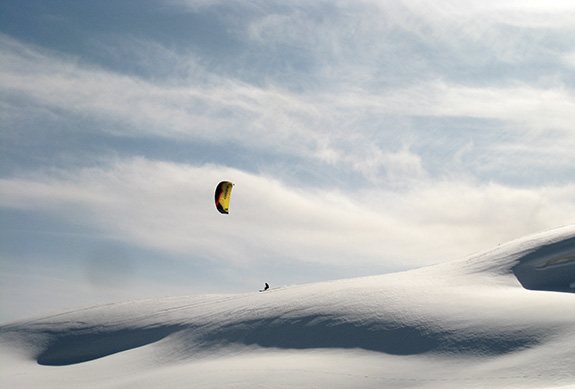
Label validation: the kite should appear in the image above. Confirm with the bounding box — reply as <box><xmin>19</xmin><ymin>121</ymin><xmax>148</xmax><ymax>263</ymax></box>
<box><xmin>215</xmin><ymin>181</ymin><xmax>234</xmax><ymax>214</ymax></box>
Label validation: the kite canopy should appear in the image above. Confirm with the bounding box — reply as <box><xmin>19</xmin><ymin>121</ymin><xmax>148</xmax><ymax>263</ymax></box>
<box><xmin>215</xmin><ymin>181</ymin><xmax>234</xmax><ymax>214</ymax></box>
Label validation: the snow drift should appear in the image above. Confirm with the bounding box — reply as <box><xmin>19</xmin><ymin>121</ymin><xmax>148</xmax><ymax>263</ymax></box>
<box><xmin>1</xmin><ymin>225</ymin><xmax>575</xmax><ymax>388</ymax></box>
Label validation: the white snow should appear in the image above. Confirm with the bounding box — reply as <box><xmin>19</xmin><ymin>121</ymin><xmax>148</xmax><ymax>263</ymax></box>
<box><xmin>2</xmin><ymin>225</ymin><xmax>575</xmax><ymax>388</ymax></box>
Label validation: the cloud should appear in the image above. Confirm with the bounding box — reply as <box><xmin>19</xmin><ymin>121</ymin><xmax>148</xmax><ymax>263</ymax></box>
<box><xmin>3</xmin><ymin>32</ymin><xmax>575</xmax><ymax>190</ymax></box>
<box><xmin>2</xmin><ymin>158</ymin><xmax>574</xmax><ymax>272</ymax></box>
<box><xmin>2</xmin><ymin>1</ymin><xmax>575</xmax><ymax>261</ymax></box>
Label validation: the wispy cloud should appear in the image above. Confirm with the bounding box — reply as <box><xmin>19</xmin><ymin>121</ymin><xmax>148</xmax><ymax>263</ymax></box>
<box><xmin>3</xmin><ymin>33</ymin><xmax>574</xmax><ymax>187</ymax></box>
<box><xmin>2</xmin><ymin>158</ymin><xmax>574</xmax><ymax>271</ymax></box>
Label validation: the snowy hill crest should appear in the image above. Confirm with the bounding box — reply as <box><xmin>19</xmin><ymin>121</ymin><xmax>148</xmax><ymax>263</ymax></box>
<box><xmin>2</xmin><ymin>225</ymin><xmax>575</xmax><ymax>388</ymax></box>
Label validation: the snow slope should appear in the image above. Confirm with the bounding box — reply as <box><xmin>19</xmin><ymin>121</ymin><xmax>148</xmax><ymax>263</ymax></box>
<box><xmin>1</xmin><ymin>225</ymin><xmax>575</xmax><ymax>388</ymax></box>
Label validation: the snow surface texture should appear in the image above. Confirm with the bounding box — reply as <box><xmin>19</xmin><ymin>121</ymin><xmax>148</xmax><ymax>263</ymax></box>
<box><xmin>2</xmin><ymin>225</ymin><xmax>575</xmax><ymax>388</ymax></box>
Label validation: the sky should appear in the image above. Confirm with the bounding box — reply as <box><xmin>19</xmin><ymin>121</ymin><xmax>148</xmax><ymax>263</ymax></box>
<box><xmin>1</xmin><ymin>0</ymin><xmax>575</xmax><ymax>323</ymax></box>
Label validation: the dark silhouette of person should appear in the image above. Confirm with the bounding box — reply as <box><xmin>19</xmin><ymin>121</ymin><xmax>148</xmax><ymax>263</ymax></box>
<box><xmin>264</xmin><ymin>282</ymin><xmax>269</xmax><ymax>291</ymax></box>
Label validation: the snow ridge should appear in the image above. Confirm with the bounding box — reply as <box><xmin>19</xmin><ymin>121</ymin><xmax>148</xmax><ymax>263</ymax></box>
<box><xmin>1</xmin><ymin>225</ymin><xmax>575</xmax><ymax>388</ymax></box>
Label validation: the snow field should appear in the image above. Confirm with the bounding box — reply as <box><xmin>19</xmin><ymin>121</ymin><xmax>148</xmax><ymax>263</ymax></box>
<box><xmin>1</xmin><ymin>224</ymin><xmax>575</xmax><ymax>388</ymax></box>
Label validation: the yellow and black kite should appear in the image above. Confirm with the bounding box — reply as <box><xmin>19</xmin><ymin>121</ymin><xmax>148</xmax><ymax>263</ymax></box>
<box><xmin>215</xmin><ymin>181</ymin><xmax>234</xmax><ymax>214</ymax></box>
